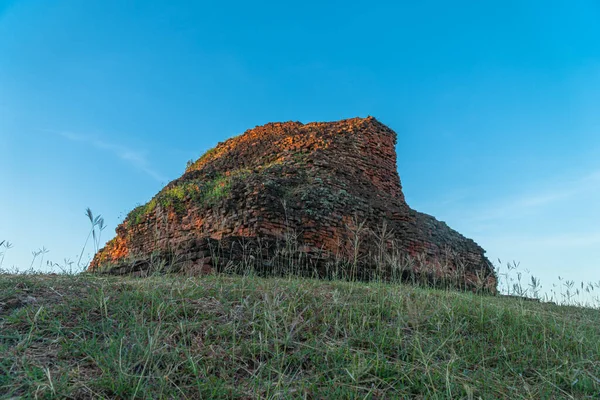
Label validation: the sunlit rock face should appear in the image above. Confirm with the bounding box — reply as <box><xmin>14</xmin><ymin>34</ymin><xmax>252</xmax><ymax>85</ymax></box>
<box><xmin>90</xmin><ymin>117</ymin><xmax>497</xmax><ymax>292</ymax></box>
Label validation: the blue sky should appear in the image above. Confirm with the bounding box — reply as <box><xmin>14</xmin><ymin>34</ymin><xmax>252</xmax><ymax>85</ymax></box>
<box><xmin>1</xmin><ymin>1</ymin><xmax>599</xmax><ymax>296</ymax></box>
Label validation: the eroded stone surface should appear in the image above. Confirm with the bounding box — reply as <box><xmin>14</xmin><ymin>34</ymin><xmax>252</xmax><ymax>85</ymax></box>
<box><xmin>90</xmin><ymin>117</ymin><xmax>497</xmax><ymax>292</ymax></box>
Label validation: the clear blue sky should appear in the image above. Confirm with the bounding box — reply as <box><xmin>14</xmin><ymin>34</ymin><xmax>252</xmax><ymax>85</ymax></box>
<box><xmin>1</xmin><ymin>1</ymin><xmax>599</xmax><ymax>296</ymax></box>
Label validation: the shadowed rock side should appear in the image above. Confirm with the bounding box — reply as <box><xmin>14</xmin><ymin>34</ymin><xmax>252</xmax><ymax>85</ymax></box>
<box><xmin>90</xmin><ymin>117</ymin><xmax>497</xmax><ymax>292</ymax></box>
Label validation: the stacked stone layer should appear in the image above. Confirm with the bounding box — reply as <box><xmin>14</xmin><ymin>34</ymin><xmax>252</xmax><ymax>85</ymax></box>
<box><xmin>90</xmin><ymin>117</ymin><xmax>497</xmax><ymax>292</ymax></box>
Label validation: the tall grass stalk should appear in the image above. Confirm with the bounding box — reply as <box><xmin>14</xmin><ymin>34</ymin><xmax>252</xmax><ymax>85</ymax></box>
<box><xmin>0</xmin><ymin>240</ymin><xmax>12</xmax><ymax>269</ymax></box>
<box><xmin>77</xmin><ymin>207</ymin><xmax>106</xmax><ymax>268</ymax></box>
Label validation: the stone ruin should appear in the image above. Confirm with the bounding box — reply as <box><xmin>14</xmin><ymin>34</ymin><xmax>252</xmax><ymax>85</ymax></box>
<box><xmin>90</xmin><ymin>117</ymin><xmax>497</xmax><ymax>293</ymax></box>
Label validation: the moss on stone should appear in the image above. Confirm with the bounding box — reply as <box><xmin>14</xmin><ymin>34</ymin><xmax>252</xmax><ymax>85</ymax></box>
<box><xmin>127</xmin><ymin>200</ymin><xmax>156</xmax><ymax>226</ymax></box>
<box><xmin>185</xmin><ymin>147</ymin><xmax>224</xmax><ymax>172</ymax></box>
<box><xmin>125</xmin><ymin>170</ymin><xmax>251</xmax><ymax>226</ymax></box>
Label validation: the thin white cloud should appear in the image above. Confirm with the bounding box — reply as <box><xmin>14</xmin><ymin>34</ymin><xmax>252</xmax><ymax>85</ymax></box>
<box><xmin>52</xmin><ymin>130</ymin><xmax>166</xmax><ymax>182</ymax></box>
<box><xmin>467</xmin><ymin>168</ymin><xmax>600</xmax><ymax>223</ymax></box>
<box><xmin>483</xmin><ymin>232</ymin><xmax>600</xmax><ymax>250</ymax></box>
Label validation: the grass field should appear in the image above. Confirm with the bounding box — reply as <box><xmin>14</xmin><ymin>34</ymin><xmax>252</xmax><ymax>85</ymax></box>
<box><xmin>1</xmin><ymin>271</ymin><xmax>599</xmax><ymax>399</ymax></box>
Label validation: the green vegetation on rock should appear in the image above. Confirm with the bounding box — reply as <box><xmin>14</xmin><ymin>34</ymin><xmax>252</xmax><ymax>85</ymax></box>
<box><xmin>126</xmin><ymin>199</ymin><xmax>157</xmax><ymax>226</ymax></box>
<box><xmin>186</xmin><ymin>147</ymin><xmax>222</xmax><ymax>172</ymax></box>
<box><xmin>125</xmin><ymin>171</ymin><xmax>249</xmax><ymax>226</ymax></box>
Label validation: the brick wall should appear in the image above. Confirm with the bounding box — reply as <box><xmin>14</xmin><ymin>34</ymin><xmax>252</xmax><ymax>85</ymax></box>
<box><xmin>90</xmin><ymin>117</ymin><xmax>497</xmax><ymax>292</ymax></box>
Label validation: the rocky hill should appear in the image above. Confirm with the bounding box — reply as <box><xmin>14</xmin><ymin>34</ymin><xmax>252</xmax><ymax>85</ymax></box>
<box><xmin>90</xmin><ymin>117</ymin><xmax>497</xmax><ymax>292</ymax></box>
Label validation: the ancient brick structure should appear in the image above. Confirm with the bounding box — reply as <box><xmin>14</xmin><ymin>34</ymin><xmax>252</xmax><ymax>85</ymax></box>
<box><xmin>90</xmin><ymin>117</ymin><xmax>497</xmax><ymax>292</ymax></box>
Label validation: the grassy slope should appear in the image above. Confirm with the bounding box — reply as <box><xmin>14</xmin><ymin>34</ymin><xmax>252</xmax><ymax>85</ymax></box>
<box><xmin>1</xmin><ymin>273</ymin><xmax>599</xmax><ymax>399</ymax></box>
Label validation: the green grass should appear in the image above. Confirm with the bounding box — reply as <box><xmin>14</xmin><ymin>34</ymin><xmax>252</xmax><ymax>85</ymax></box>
<box><xmin>1</xmin><ymin>272</ymin><xmax>599</xmax><ymax>399</ymax></box>
<box><xmin>185</xmin><ymin>147</ymin><xmax>224</xmax><ymax>172</ymax></box>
